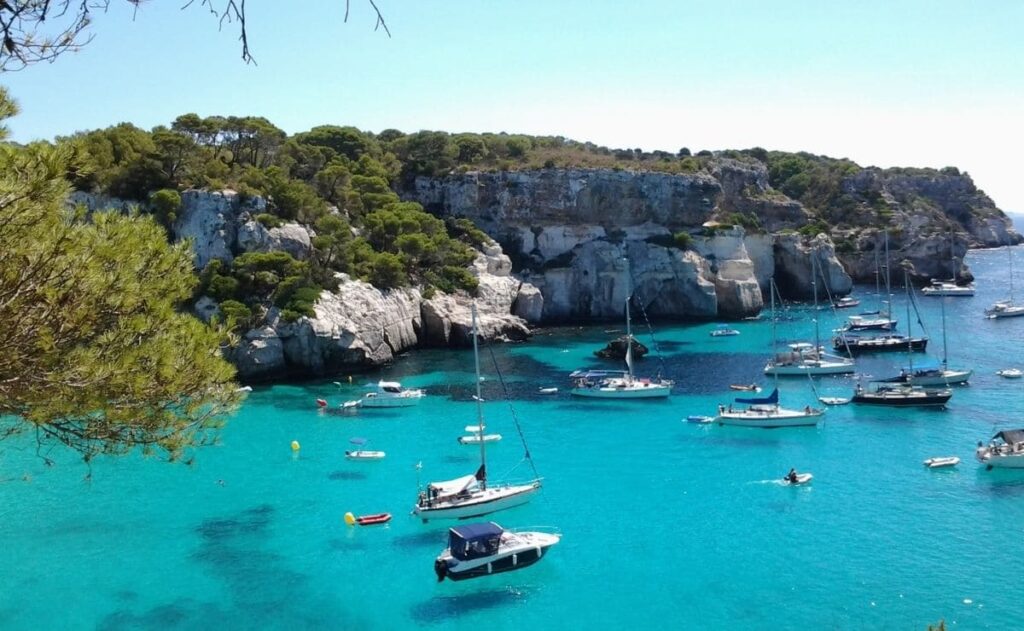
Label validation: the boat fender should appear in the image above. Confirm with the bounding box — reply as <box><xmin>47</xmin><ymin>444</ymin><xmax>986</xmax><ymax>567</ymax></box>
<box><xmin>512</xmin><ymin>554</ymin><xmax>518</xmax><ymax>567</ymax></box>
<box><xmin>434</xmin><ymin>559</ymin><xmax>447</xmax><ymax>582</ymax></box>
<box><xmin>487</xmin><ymin>562</ymin><xmax>493</xmax><ymax>574</ymax></box>
<box><xmin>291</xmin><ymin>440</ymin><xmax>301</xmax><ymax>451</ymax></box>
<box><xmin>536</xmin><ymin>546</ymin><xmax>542</xmax><ymax>558</ymax></box>
<box><xmin>344</xmin><ymin>512</ymin><xmax>356</xmax><ymax>526</ymax></box>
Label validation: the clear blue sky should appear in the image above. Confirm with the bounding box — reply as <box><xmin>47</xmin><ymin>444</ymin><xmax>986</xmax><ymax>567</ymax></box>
<box><xmin>4</xmin><ymin>0</ymin><xmax>1023</xmax><ymax>211</ymax></box>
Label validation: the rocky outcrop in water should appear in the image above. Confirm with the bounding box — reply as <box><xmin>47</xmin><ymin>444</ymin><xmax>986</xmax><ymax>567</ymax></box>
<box><xmin>595</xmin><ymin>336</ymin><xmax>648</xmax><ymax>360</ymax></box>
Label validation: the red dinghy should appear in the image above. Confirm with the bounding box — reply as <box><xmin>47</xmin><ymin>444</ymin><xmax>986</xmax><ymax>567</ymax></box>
<box><xmin>316</xmin><ymin>398</ymin><xmax>328</xmax><ymax>408</ymax></box>
<box><xmin>356</xmin><ymin>513</ymin><xmax>392</xmax><ymax>526</ymax></box>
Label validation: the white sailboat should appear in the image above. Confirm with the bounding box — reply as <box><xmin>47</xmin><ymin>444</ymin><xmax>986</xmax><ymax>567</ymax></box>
<box><xmin>922</xmin><ymin>232</ymin><xmax>975</xmax><ymax>297</ymax></box>
<box><xmin>986</xmin><ymin>245</ymin><xmax>1024</xmax><ymax>318</ymax></box>
<box><xmin>765</xmin><ymin>253</ymin><xmax>854</xmax><ymax>376</ymax></box>
<box><xmin>413</xmin><ymin>304</ymin><xmax>541</xmax><ymax>522</ymax></box>
<box><xmin>886</xmin><ymin>286</ymin><xmax>971</xmax><ymax>386</ymax></box>
<box><xmin>571</xmin><ymin>257</ymin><xmax>672</xmax><ymax>399</ymax></box>
<box><xmin>717</xmin><ymin>279</ymin><xmax>824</xmax><ymax>428</ymax></box>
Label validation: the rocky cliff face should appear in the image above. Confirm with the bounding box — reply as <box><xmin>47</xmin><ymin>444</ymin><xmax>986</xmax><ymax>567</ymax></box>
<box><xmin>408</xmin><ymin>169</ymin><xmax>851</xmax><ymax>316</ymax></box>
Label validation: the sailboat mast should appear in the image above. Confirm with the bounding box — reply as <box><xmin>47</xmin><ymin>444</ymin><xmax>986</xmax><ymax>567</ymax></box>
<box><xmin>771</xmin><ymin>278</ymin><xmax>780</xmax><ymax>396</ymax></box>
<box><xmin>624</xmin><ymin>257</ymin><xmax>634</xmax><ymax>380</ymax></box>
<box><xmin>1010</xmin><ymin>246</ymin><xmax>1016</xmax><ymax>304</ymax></box>
<box><xmin>905</xmin><ymin>268</ymin><xmax>913</xmax><ymax>375</ymax></box>
<box><xmin>940</xmin><ymin>294</ymin><xmax>948</xmax><ymax>370</ymax></box>
<box><xmin>884</xmin><ymin>231</ymin><xmax>892</xmax><ymax>321</ymax></box>
<box><xmin>471</xmin><ymin>303</ymin><xmax>487</xmax><ymax>487</ymax></box>
<box><xmin>811</xmin><ymin>251</ymin><xmax>821</xmax><ymax>351</ymax></box>
<box><xmin>874</xmin><ymin>249</ymin><xmax>882</xmax><ymax>313</ymax></box>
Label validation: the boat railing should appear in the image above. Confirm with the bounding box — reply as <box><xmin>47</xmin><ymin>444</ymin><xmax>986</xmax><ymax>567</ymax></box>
<box><xmin>506</xmin><ymin>525</ymin><xmax>562</xmax><ymax>536</ymax></box>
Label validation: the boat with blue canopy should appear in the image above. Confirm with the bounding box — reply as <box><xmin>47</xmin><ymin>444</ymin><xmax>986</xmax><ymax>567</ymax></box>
<box><xmin>433</xmin><ymin>522</ymin><xmax>560</xmax><ymax>582</ymax></box>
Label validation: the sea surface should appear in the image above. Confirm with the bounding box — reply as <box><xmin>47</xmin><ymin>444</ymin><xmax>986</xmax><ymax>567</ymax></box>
<box><xmin>3</xmin><ymin>247</ymin><xmax>1024</xmax><ymax>630</ymax></box>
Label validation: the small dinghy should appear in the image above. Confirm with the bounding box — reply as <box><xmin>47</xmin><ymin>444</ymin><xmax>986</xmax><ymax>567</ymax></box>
<box><xmin>538</xmin><ymin>387</ymin><xmax>559</xmax><ymax>395</ymax></box>
<box><xmin>345</xmin><ymin>511</ymin><xmax>392</xmax><ymax>526</ymax></box>
<box><xmin>729</xmin><ymin>384</ymin><xmax>761</xmax><ymax>392</ymax></box>
<box><xmin>340</xmin><ymin>399</ymin><xmax>361</xmax><ymax>410</ymax></box>
<box><xmin>345</xmin><ymin>438</ymin><xmax>385</xmax><ymax>460</ymax></box>
<box><xmin>316</xmin><ymin>398</ymin><xmax>328</xmax><ymax>408</ymax></box>
<box><xmin>783</xmin><ymin>472</ymin><xmax>813</xmax><ymax>486</ymax></box>
<box><xmin>710</xmin><ymin>324</ymin><xmax>741</xmax><ymax>337</ymax></box>
<box><xmin>458</xmin><ymin>425</ymin><xmax>502</xmax><ymax>444</ymax></box>
<box><xmin>923</xmin><ymin>456</ymin><xmax>960</xmax><ymax>468</ymax></box>
<box><xmin>819</xmin><ymin>396</ymin><xmax>851</xmax><ymax>406</ymax></box>
<box><xmin>997</xmin><ymin>368</ymin><xmax>1023</xmax><ymax>379</ymax></box>
<box><xmin>686</xmin><ymin>415</ymin><xmax>715</xmax><ymax>424</ymax></box>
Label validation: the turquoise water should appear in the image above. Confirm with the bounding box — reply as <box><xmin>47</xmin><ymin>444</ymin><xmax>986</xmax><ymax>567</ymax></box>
<box><xmin>3</xmin><ymin>247</ymin><xmax>1024</xmax><ymax>630</ymax></box>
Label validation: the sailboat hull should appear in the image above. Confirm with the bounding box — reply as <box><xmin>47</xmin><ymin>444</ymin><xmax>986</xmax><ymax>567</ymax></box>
<box><xmin>764</xmin><ymin>361</ymin><xmax>855</xmax><ymax>376</ymax></box>
<box><xmin>570</xmin><ymin>384</ymin><xmax>671</xmax><ymax>398</ymax></box>
<box><xmin>716</xmin><ymin>407</ymin><xmax>823</xmax><ymax>428</ymax></box>
<box><xmin>905</xmin><ymin>370</ymin><xmax>972</xmax><ymax>386</ymax></box>
<box><xmin>413</xmin><ymin>483</ymin><xmax>540</xmax><ymax>521</ymax></box>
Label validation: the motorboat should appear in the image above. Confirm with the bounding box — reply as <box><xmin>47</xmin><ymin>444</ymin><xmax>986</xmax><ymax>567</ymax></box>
<box><xmin>729</xmin><ymin>384</ymin><xmax>761</xmax><ymax>392</ymax></box>
<box><xmin>434</xmin><ymin>522</ymin><xmax>560</xmax><ymax>582</ymax></box>
<box><xmin>833</xmin><ymin>296</ymin><xmax>860</xmax><ymax>309</ymax></box>
<box><xmin>716</xmin><ymin>389</ymin><xmax>823</xmax><ymax>428</ymax></box>
<box><xmin>833</xmin><ymin>332</ymin><xmax>927</xmax><ymax>355</ymax></box>
<box><xmin>997</xmin><ymin>368</ymin><xmax>1023</xmax><ymax>379</ymax></box>
<box><xmin>851</xmin><ymin>383</ymin><xmax>952</xmax><ymax>407</ymax></box>
<box><xmin>922</xmin><ymin>281</ymin><xmax>974</xmax><ymax>297</ymax></box>
<box><xmin>413</xmin><ymin>304</ymin><xmax>541</xmax><ymax>522</ymax></box>
<box><xmin>345</xmin><ymin>437</ymin><xmax>385</xmax><ymax>460</ymax></box>
<box><xmin>986</xmin><ymin>301</ymin><xmax>1024</xmax><ymax>319</ymax></box>
<box><xmin>685</xmin><ymin>415</ymin><xmax>715</xmax><ymax>424</ymax></box>
<box><xmin>976</xmin><ymin>430</ymin><xmax>1024</xmax><ymax>469</ymax></box>
<box><xmin>783</xmin><ymin>472</ymin><xmax>813</xmax><ymax>485</ymax></box>
<box><xmin>923</xmin><ymin>456</ymin><xmax>960</xmax><ymax>468</ymax></box>
<box><xmin>458</xmin><ymin>425</ymin><xmax>502</xmax><ymax>445</ymax></box>
<box><xmin>340</xmin><ymin>399</ymin><xmax>361</xmax><ymax>411</ymax></box>
<box><xmin>571</xmin><ymin>257</ymin><xmax>672</xmax><ymax>399</ymax></box>
<box><xmin>360</xmin><ymin>381</ymin><xmax>425</xmax><ymax>408</ymax></box>
<box><xmin>765</xmin><ymin>342</ymin><xmax>855</xmax><ymax>376</ymax></box>
<box><xmin>344</xmin><ymin>512</ymin><xmax>392</xmax><ymax>526</ymax></box>
<box><xmin>710</xmin><ymin>324</ymin><xmax>740</xmax><ymax>337</ymax></box>
<box><xmin>819</xmin><ymin>396</ymin><xmax>851</xmax><ymax>405</ymax></box>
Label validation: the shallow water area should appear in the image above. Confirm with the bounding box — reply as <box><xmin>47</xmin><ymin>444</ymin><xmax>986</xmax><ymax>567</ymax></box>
<box><xmin>3</xmin><ymin>248</ymin><xmax>1024</xmax><ymax>629</ymax></box>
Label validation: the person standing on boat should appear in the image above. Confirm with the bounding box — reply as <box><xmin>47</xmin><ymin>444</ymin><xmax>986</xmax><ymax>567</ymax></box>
<box><xmin>786</xmin><ymin>468</ymin><xmax>798</xmax><ymax>483</ymax></box>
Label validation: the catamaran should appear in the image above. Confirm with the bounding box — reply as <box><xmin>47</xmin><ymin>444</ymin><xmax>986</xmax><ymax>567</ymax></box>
<box><xmin>717</xmin><ymin>279</ymin><xmax>824</xmax><ymax>428</ymax></box>
<box><xmin>413</xmin><ymin>304</ymin><xmax>541</xmax><ymax>522</ymax></box>
<box><xmin>571</xmin><ymin>257</ymin><xmax>672</xmax><ymax>398</ymax></box>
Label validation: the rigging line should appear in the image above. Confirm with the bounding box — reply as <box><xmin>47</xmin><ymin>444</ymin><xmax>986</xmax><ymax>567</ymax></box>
<box><xmin>634</xmin><ymin>293</ymin><xmax>668</xmax><ymax>379</ymax></box>
<box><xmin>484</xmin><ymin>341</ymin><xmax>540</xmax><ymax>481</ymax></box>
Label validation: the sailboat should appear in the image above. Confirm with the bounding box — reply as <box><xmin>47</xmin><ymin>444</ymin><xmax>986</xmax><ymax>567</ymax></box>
<box><xmin>570</xmin><ymin>257</ymin><xmax>672</xmax><ymax>398</ymax></box>
<box><xmin>883</xmin><ymin>283</ymin><xmax>972</xmax><ymax>386</ymax></box>
<box><xmin>413</xmin><ymin>305</ymin><xmax>541</xmax><ymax>522</ymax></box>
<box><xmin>840</xmin><ymin>233</ymin><xmax>898</xmax><ymax>331</ymax></box>
<box><xmin>716</xmin><ymin>278</ymin><xmax>824</xmax><ymax>428</ymax></box>
<box><xmin>922</xmin><ymin>231</ymin><xmax>975</xmax><ymax>297</ymax></box>
<box><xmin>986</xmin><ymin>245</ymin><xmax>1024</xmax><ymax>318</ymax></box>
<box><xmin>834</xmin><ymin>232</ymin><xmax>927</xmax><ymax>354</ymax></box>
<box><xmin>852</xmin><ymin>267</ymin><xmax>953</xmax><ymax>407</ymax></box>
<box><xmin>765</xmin><ymin>252</ymin><xmax>855</xmax><ymax>376</ymax></box>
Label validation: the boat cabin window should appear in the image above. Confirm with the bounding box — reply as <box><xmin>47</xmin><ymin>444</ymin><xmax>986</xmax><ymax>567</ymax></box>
<box><xmin>383</xmin><ymin>385</ymin><xmax>401</xmax><ymax>393</ymax></box>
<box><xmin>448</xmin><ymin>524</ymin><xmax>503</xmax><ymax>560</ymax></box>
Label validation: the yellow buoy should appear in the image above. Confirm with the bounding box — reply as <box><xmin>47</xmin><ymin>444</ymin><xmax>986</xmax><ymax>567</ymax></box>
<box><xmin>291</xmin><ymin>440</ymin><xmax>300</xmax><ymax>451</ymax></box>
<box><xmin>344</xmin><ymin>512</ymin><xmax>356</xmax><ymax>526</ymax></box>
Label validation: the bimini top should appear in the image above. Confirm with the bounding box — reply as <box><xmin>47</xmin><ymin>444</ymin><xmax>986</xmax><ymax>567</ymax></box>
<box><xmin>735</xmin><ymin>388</ymin><xmax>779</xmax><ymax>405</ymax></box>
<box><xmin>377</xmin><ymin>381</ymin><xmax>404</xmax><ymax>393</ymax></box>
<box><xmin>428</xmin><ymin>474</ymin><xmax>478</xmax><ymax>496</ymax></box>
<box><xmin>448</xmin><ymin>522</ymin><xmax>504</xmax><ymax>560</ymax></box>
<box><xmin>993</xmin><ymin>429</ymin><xmax>1024</xmax><ymax>445</ymax></box>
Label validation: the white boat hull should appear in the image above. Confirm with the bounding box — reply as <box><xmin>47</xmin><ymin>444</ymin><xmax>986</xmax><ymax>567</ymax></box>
<box><xmin>924</xmin><ymin>457</ymin><xmax>960</xmax><ymax>468</ymax></box>
<box><xmin>345</xmin><ymin>450</ymin><xmax>386</xmax><ymax>460</ymax></box>
<box><xmin>764</xmin><ymin>361</ymin><xmax>856</xmax><ymax>376</ymax></box>
<box><xmin>978</xmin><ymin>453</ymin><xmax>1024</xmax><ymax>469</ymax></box>
<box><xmin>458</xmin><ymin>434</ymin><xmax>502</xmax><ymax>444</ymax></box>
<box><xmin>716</xmin><ymin>406</ymin><xmax>823</xmax><ymax>428</ymax></box>
<box><xmin>784</xmin><ymin>473</ymin><xmax>813</xmax><ymax>485</ymax></box>
<box><xmin>905</xmin><ymin>369</ymin><xmax>972</xmax><ymax>386</ymax></box>
<box><xmin>570</xmin><ymin>383</ymin><xmax>671</xmax><ymax>398</ymax></box>
<box><xmin>413</xmin><ymin>483</ymin><xmax>541</xmax><ymax>521</ymax></box>
<box><xmin>360</xmin><ymin>395</ymin><xmax>423</xmax><ymax>408</ymax></box>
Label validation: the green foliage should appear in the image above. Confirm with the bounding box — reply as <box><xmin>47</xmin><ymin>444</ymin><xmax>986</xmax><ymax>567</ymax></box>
<box><xmin>798</xmin><ymin>220</ymin><xmax>831</xmax><ymax>238</ymax></box>
<box><xmin>149</xmin><ymin>188</ymin><xmax>181</xmax><ymax>230</ymax></box>
<box><xmin>673</xmin><ymin>231</ymin><xmax>694</xmax><ymax>249</ymax></box>
<box><xmin>218</xmin><ymin>299</ymin><xmax>252</xmax><ymax>330</ymax></box>
<box><xmin>255</xmin><ymin>213</ymin><xmax>284</xmax><ymax>229</ymax></box>
<box><xmin>366</xmin><ymin>251</ymin><xmax>407</xmax><ymax>288</ymax></box>
<box><xmin>727</xmin><ymin>212</ymin><xmax>762</xmax><ymax>232</ymax></box>
<box><xmin>0</xmin><ymin>91</ymin><xmax>239</xmax><ymax>461</ymax></box>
